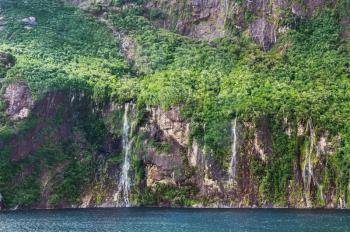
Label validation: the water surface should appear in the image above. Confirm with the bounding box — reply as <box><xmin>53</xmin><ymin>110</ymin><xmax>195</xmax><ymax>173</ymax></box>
<box><xmin>0</xmin><ymin>208</ymin><xmax>349</xmax><ymax>232</ymax></box>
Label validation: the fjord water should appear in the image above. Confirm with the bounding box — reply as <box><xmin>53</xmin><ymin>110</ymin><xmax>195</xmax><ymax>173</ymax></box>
<box><xmin>1</xmin><ymin>208</ymin><xmax>349</xmax><ymax>232</ymax></box>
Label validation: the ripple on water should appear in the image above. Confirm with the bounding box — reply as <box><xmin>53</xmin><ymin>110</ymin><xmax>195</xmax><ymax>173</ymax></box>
<box><xmin>0</xmin><ymin>208</ymin><xmax>350</xmax><ymax>232</ymax></box>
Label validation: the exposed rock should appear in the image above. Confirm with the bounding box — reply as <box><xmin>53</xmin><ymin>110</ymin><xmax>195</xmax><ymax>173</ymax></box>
<box><xmin>121</xmin><ymin>35</ymin><xmax>137</xmax><ymax>62</ymax></box>
<box><xmin>278</xmin><ymin>26</ymin><xmax>290</xmax><ymax>34</ymax></box>
<box><xmin>254</xmin><ymin>117</ymin><xmax>272</xmax><ymax>160</ymax></box>
<box><xmin>297</xmin><ymin>122</ymin><xmax>306</xmax><ymax>136</ymax></box>
<box><xmin>146</xmin><ymin>165</ymin><xmax>175</xmax><ymax>187</ymax></box>
<box><xmin>149</xmin><ymin>106</ymin><xmax>190</xmax><ymax>146</ymax></box>
<box><xmin>0</xmin><ymin>193</ymin><xmax>4</xmax><ymax>210</ymax></box>
<box><xmin>22</xmin><ymin>16</ymin><xmax>37</xmax><ymax>30</ymax></box>
<box><xmin>67</xmin><ymin>0</ymin><xmax>112</xmax><ymax>10</ymax></box>
<box><xmin>249</xmin><ymin>18</ymin><xmax>277</xmax><ymax>51</ymax></box>
<box><xmin>0</xmin><ymin>16</ymin><xmax>6</xmax><ymax>32</ymax></box>
<box><xmin>188</xmin><ymin>139</ymin><xmax>204</xmax><ymax>168</ymax></box>
<box><xmin>304</xmin><ymin>0</ymin><xmax>324</xmax><ymax>13</ymax></box>
<box><xmin>291</xmin><ymin>3</ymin><xmax>307</xmax><ymax>17</ymax></box>
<box><xmin>96</xmin><ymin>15</ymin><xmax>138</xmax><ymax>67</ymax></box>
<box><xmin>147</xmin><ymin>0</ymin><xmax>227</xmax><ymax>40</ymax></box>
<box><xmin>80</xmin><ymin>192</ymin><xmax>93</xmax><ymax>208</ymax></box>
<box><xmin>317</xmin><ymin>135</ymin><xmax>327</xmax><ymax>156</ymax></box>
<box><xmin>7</xmin><ymin>90</ymin><xmax>93</xmax><ymax>161</ymax></box>
<box><xmin>69</xmin><ymin>0</ymin><xmax>329</xmax><ymax>50</ymax></box>
<box><xmin>4</xmin><ymin>83</ymin><xmax>34</xmax><ymax>121</ymax></box>
<box><xmin>141</xmin><ymin>106</ymin><xmax>190</xmax><ymax>192</ymax></box>
<box><xmin>341</xmin><ymin>17</ymin><xmax>349</xmax><ymax>39</ymax></box>
<box><xmin>143</xmin><ymin>144</ymin><xmax>185</xmax><ymax>185</ymax></box>
<box><xmin>147</xmin><ymin>0</ymin><xmax>329</xmax><ymax>49</ymax></box>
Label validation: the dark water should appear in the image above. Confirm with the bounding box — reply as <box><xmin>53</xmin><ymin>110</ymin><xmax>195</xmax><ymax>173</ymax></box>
<box><xmin>0</xmin><ymin>208</ymin><xmax>350</xmax><ymax>232</ymax></box>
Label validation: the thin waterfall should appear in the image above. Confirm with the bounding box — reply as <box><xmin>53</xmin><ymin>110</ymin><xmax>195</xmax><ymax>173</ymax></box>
<box><xmin>303</xmin><ymin>119</ymin><xmax>314</xmax><ymax>206</ymax></box>
<box><xmin>117</xmin><ymin>103</ymin><xmax>132</xmax><ymax>207</ymax></box>
<box><xmin>229</xmin><ymin>118</ymin><xmax>237</xmax><ymax>182</ymax></box>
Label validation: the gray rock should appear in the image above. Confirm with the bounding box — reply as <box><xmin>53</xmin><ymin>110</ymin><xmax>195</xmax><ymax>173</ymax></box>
<box><xmin>0</xmin><ymin>16</ymin><xmax>6</xmax><ymax>32</ymax></box>
<box><xmin>22</xmin><ymin>16</ymin><xmax>37</xmax><ymax>29</ymax></box>
<box><xmin>249</xmin><ymin>18</ymin><xmax>277</xmax><ymax>51</ymax></box>
<box><xmin>4</xmin><ymin>83</ymin><xmax>34</xmax><ymax>121</ymax></box>
<box><xmin>341</xmin><ymin>17</ymin><xmax>349</xmax><ymax>39</ymax></box>
<box><xmin>291</xmin><ymin>3</ymin><xmax>307</xmax><ymax>17</ymax></box>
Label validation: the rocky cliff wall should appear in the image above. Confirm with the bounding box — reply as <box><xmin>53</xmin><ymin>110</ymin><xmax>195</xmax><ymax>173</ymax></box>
<box><xmin>0</xmin><ymin>0</ymin><xmax>348</xmax><ymax>210</ymax></box>
<box><xmin>69</xmin><ymin>0</ymin><xmax>338</xmax><ymax>50</ymax></box>
<box><xmin>1</xmin><ymin>82</ymin><xmax>343</xmax><ymax>209</ymax></box>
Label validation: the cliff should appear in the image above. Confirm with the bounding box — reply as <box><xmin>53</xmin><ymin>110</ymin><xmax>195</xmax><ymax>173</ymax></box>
<box><xmin>0</xmin><ymin>0</ymin><xmax>349</xmax><ymax>209</ymax></box>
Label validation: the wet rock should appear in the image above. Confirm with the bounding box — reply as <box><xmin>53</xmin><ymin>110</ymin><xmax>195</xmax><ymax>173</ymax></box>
<box><xmin>0</xmin><ymin>193</ymin><xmax>4</xmax><ymax>210</ymax></box>
<box><xmin>80</xmin><ymin>192</ymin><xmax>93</xmax><ymax>208</ymax></box>
<box><xmin>22</xmin><ymin>16</ymin><xmax>37</xmax><ymax>30</ymax></box>
<box><xmin>4</xmin><ymin>83</ymin><xmax>34</xmax><ymax>120</ymax></box>
<box><xmin>0</xmin><ymin>16</ymin><xmax>6</xmax><ymax>32</ymax></box>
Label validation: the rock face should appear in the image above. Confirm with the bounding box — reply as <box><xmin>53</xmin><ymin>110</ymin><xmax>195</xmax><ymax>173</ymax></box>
<box><xmin>148</xmin><ymin>106</ymin><xmax>190</xmax><ymax>146</ymax></box>
<box><xmin>249</xmin><ymin>18</ymin><xmax>277</xmax><ymax>51</ymax></box>
<box><xmin>67</xmin><ymin>0</ymin><xmax>112</xmax><ymax>10</ymax></box>
<box><xmin>4</xmin><ymin>83</ymin><xmax>34</xmax><ymax>121</ymax></box>
<box><xmin>0</xmin><ymin>193</ymin><xmax>4</xmax><ymax>210</ymax></box>
<box><xmin>145</xmin><ymin>0</ymin><xmax>327</xmax><ymax>49</ymax></box>
<box><xmin>147</xmin><ymin>0</ymin><xmax>227</xmax><ymax>40</ymax></box>
<box><xmin>66</xmin><ymin>0</ymin><xmax>330</xmax><ymax>49</ymax></box>
<box><xmin>0</xmin><ymin>87</ymin><xmax>344</xmax><ymax>209</ymax></box>
<box><xmin>0</xmin><ymin>0</ymin><xmax>346</xmax><ymax>210</ymax></box>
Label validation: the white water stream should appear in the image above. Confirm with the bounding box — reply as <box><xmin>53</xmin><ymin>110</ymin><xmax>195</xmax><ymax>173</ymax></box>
<box><xmin>229</xmin><ymin>118</ymin><xmax>238</xmax><ymax>183</ymax></box>
<box><xmin>116</xmin><ymin>103</ymin><xmax>132</xmax><ymax>207</ymax></box>
<box><xmin>303</xmin><ymin>120</ymin><xmax>315</xmax><ymax>206</ymax></box>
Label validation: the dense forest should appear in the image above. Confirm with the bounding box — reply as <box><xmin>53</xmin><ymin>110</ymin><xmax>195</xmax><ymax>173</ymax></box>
<box><xmin>0</xmin><ymin>0</ymin><xmax>349</xmax><ymax>209</ymax></box>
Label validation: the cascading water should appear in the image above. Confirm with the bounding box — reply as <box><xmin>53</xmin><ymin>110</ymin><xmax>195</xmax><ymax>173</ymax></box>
<box><xmin>229</xmin><ymin>118</ymin><xmax>238</xmax><ymax>183</ymax></box>
<box><xmin>303</xmin><ymin>119</ymin><xmax>314</xmax><ymax>206</ymax></box>
<box><xmin>116</xmin><ymin>103</ymin><xmax>132</xmax><ymax>207</ymax></box>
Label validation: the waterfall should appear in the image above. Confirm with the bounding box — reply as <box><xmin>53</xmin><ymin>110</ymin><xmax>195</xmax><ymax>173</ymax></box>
<box><xmin>224</xmin><ymin>0</ymin><xmax>229</xmax><ymax>16</ymax></box>
<box><xmin>116</xmin><ymin>103</ymin><xmax>132</xmax><ymax>207</ymax></box>
<box><xmin>303</xmin><ymin>119</ymin><xmax>314</xmax><ymax>206</ymax></box>
<box><xmin>229</xmin><ymin>118</ymin><xmax>238</xmax><ymax>182</ymax></box>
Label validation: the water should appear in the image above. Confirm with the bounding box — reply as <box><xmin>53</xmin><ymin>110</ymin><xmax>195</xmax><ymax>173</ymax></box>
<box><xmin>302</xmin><ymin>119</ymin><xmax>315</xmax><ymax>207</ymax></box>
<box><xmin>115</xmin><ymin>103</ymin><xmax>132</xmax><ymax>207</ymax></box>
<box><xmin>228</xmin><ymin>118</ymin><xmax>238</xmax><ymax>182</ymax></box>
<box><xmin>0</xmin><ymin>208</ymin><xmax>350</xmax><ymax>232</ymax></box>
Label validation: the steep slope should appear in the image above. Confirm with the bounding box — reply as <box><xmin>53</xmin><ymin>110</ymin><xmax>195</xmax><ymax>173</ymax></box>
<box><xmin>0</xmin><ymin>0</ymin><xmax>349</xmax><ymax>209</ymax></box>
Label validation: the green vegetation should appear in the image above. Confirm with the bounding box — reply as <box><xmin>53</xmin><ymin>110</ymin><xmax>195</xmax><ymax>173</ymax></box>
<box><xmin>0</xmin><ymin>0</ymin><xmax>349</xmax><ymax>208</ymax></box>
<box><xmin>138</xmin><ymin>183</ymin><xmax>199</xmax><ymax>207</ymax></box>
